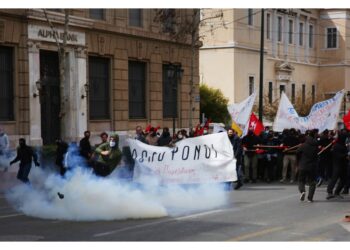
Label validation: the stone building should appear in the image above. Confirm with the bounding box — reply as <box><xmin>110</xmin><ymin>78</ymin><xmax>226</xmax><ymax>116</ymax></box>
<box><xmin>200</xmin><ymin>9</ymin><xmax>350</xmax><ymax>117</ymax></box>
<box><xmin>0</xmin><ymin>9</ymin><xmax>200</xmax><ymax>146</ymax></box>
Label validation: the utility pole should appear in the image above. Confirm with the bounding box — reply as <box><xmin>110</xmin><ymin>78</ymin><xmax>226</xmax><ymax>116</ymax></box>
<box><xmin>258</xmin><ymin>9</ymin><xmax>265</xmax><ymax>122</ymax></box>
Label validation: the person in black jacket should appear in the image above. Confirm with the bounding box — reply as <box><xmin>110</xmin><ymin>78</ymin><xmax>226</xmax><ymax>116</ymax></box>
<box><xmin>296</xmin><ymin>129</ymin><xmax>319</xmax><ymax>202</ymax></box>
<box><xmin>227</xmin><ymin>128</ymin><xmax>244</xmax><ymax>189</ymax></box>
<box><xmin>10</xmin><ymin>138</ymin><xmax>40</xmax><ymax>183</ymax></box>
<box><xmin>326</xmin><ymin>131</ymin><xmax>348</xmax><ymax>199</ymax></box>
<box><xmin>55</xmin><ymin>139</ymin><xmax>68</xmax><ymax>176</ymax></box>
<box><xmin>242</xmin><ymin>129</ymin><xmax>261</xmax><ymax>183</ymax></box>
<box><xmin>79</xmin><ymin>130</ymin><xmax>92</xmax><ymax>160</ymax></box>
<box><xmin>157</xmin><ymin>127</ymin><xmax>172</xmax><ymax>146</ymax></box>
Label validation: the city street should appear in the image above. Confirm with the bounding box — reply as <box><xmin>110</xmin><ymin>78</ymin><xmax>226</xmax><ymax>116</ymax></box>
<box><xmin>0</xmin><ymin>173</ymin><xmax>349</xmax><ymax>241</ymax></box>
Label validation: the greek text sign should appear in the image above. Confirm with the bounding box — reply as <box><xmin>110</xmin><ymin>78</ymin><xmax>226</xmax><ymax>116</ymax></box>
<box><xmin>128</xmin><ymin>133</ymin><xmax>237</xmax><ymax>184</ymax></box>
<box><xmin>28</xmin><ymin>24</ymin><xmax>85</xmax><ymax>46</ymax></box>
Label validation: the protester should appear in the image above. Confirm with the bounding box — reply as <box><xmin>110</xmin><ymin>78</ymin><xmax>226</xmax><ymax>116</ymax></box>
<box><xmin>95</xmin><ymin>132</ymin><xmax>108</xmax><ymax>148</ymax></box>
<box><xmin>10</xmin><ymin>138</ymin><xmax>40</xmax><ymax>183</ymax></box>
<box><xmin>280</xmin><ymin>128</ymin><xmax>300</xmax><ymax>183</ymax></box>
<box><xmin>326</xmin><ymin>131</ymin><xmax>348</xmax><ymax>200</ymax></box>
<box><xmin>317</xmin><ymin>129</ymin><xmax>333</xmax><ymax>186</ymax></box>
<box><xmin>55</xmin><ymin>139</ymin><xmax>68</xmax><ymax>176</ymax></box>
<box><xmin>262</xmin><ymin>131</ymin><xmax>279</xmax><ymax>183</ymax></box>
<box><xmin>0</xmin><ymin>127</ymin><xmax>10</xmax><ymax>171</ymax></box>
<box><xmin>79</xmin><ymin>130</ymin><xmax>92</xmax><ymax>160</ymax></box>
<box><xmin>157</xmin><ymin>127</ymin><xmax>172</xmax><ymax>146</ymax></box>
<box><xmin>135</xmin><ymin>125</ymin><xmax>147</xmax><ymax>144</ymax></box>
<box><xmin>296</xmin><ymin>130</ymin><xmax>319</xmax><ymax>202</ymax></box>
<box><xmin>227</xmin><ymin>128</ymin><xmax>243</xmax><ymax>190</ymax></box>
<box><xmin>145</xmin><ymin>127</ymin><xmax>159</xmax><ymax>146</ymax></box>
<box><xmin>92</xmin><ymin>133</ymin><xmax>122</xmax><ymax>177</ymax></box>
<box><xmin>242</xmin><ymin>128</ymin><xmax>261</xmax><ymax>183</ymax></box>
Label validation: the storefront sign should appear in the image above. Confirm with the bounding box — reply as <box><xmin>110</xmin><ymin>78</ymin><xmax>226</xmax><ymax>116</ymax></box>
<box><xmin>28</xmin><ymin>24</ymin><xmax>85</xmax><ymax>46</ymax></box>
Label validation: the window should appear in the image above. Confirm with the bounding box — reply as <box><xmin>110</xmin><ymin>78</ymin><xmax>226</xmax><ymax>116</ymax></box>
<box><xmin>268</xmin><ymin>82</ymin><xmax>273</xmax><ymax>104</ymax></box>
<box><xmin>266</xmin><ymin>13</ymin><xmax>271</xmax><ymax>39</ymax></box>
<box><xmin>89</xmin><ymin>9</ymin><xmax>104</xmax><ymax>20</ymax></box>
<box><xmin>279</xmin><ymin>85</ymin><xmax>285</xmax><ymax>97</ymax></box>
<box><xmin>248</xmin><ymin>9</ymin><xmax>253</xmax><ymax>26</ymax></box>
<box><xmin>327</xmin><ymin>27</ymin><xmax>337</xmax><ymax>48</ymax></box>
<box><xmin>309</xmin><ymin>25</ymin><xmax>314</xmax><ymax>48</ymax></box>
<box><xmin>299</xmin><ymin>23</ymin><xmax>304</xmax><ymax>46</ymax></box>
<box><xmin>249</xmin><ymin>76</ymin><xmax>254</xmax><ymax>95</ymax></box>
<box><xmin>288</xmin><ymin>20</ymin><xmax>293</xmax><ymax>44</ymax></box>
<box><xmin>129</xmin><ymin>61</ymin><xmax>146</xmax><ymax>119</ymax></box>
<box><xmin>302</xmin><ymin>84</ymin><xmax>306</xmax><ymax>104</ymax></box>
<box><xmin>291</xmin><ymin>83</ymin><xmax>295</xmax><ymax>104</ymax></box>
<box><xmin>129</xmin><ymin>9</ymin><xmax>143</xmax><ymax>27</ymax></box>
<box><xmin>312</xmin><ymin>85</ymin><xmax>315</xmax><ymax>103</ymax></box>
<box><xmin>163</xmin><ymin>64</ymin><xmax>181</xmax><ymax>118</ymax></box>
<box><xmin>277</xmin><ymin>16</ymin><xmax>282</xmax><ymax>42</ymax></box>
<box><xmin>0</xmin><ymin>46</ymin><xmax>14</xmax><ymax>121</ymax></box>
<box><xmin>88</xmin><ymin>56</ymin><xmax>110</xmax><ymax>120</ymax></box>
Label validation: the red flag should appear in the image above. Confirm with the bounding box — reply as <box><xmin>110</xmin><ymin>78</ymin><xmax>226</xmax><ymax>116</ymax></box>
<box><xmin>248</xmin><ymin>113</ymin><xmax>264</xmax><ymax>136</ymax></box>
<box><xmin>343</xmin><ymin>110</ymin><xmax>350</xmax><ymax>130</ymax></box>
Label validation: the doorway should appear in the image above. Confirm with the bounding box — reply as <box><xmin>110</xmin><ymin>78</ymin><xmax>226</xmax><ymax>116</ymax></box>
<box><xmin>39</xmin><ymin>50</ymin><xmax>60</xmax><ymax>145</ymax></box>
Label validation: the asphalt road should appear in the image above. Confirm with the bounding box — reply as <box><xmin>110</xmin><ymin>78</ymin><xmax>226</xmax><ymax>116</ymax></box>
<box><xmin>0</xmin><ymin>175</ymin><xmax>349</xmax><ymax>241</ymax></box>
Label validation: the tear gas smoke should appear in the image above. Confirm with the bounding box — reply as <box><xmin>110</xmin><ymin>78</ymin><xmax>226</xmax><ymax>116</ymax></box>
<box><xmin>5</xmin><ymin>144</ymin><xmax>229</xmax><ymax>221</ymax></box>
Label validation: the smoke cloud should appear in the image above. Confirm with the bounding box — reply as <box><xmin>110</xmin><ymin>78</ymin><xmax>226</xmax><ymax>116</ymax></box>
<box><xmin>4</xmin><ymin>145</ymin><xmax>229</xmax><ymax>221</ymax></box>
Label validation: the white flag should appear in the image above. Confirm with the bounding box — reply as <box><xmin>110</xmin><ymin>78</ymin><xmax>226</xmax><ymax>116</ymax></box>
<box><xmin>227</xmin><ymin>92</ymin><xmax>257</xmax><ymax>126</ymax></box>
<box><xmin>273</xmin><ymin>90</ymin><xmax>344</xmax><ymax>133</ymax></box>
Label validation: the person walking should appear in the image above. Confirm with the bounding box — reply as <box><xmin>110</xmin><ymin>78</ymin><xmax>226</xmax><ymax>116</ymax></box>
<box><xmin>296</xmin><ymin>130</ymin><xmax>319</xmax><ymax>202</ymax></box>
<box><xmin>326</xmin><ymin>131</ymin><xmax>348</xmax><ymax>200</ymax></box>
<box><xmin>9</xmin><ymin>138</ymin><xmax>40</xmax><ymax>183</ymax></box>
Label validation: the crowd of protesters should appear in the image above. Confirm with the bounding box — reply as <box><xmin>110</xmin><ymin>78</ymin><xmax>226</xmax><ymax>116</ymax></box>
<box><xmin>1</xmin><ymin>122</ymin><xmax>350</xmax><ymax>203</ymax></box>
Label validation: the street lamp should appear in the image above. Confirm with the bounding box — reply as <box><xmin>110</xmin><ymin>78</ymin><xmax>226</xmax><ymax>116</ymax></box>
<box><xmin>167</xmin><ymin>64</ymin><xmax>184</xmax><ymax>137</ymax></box>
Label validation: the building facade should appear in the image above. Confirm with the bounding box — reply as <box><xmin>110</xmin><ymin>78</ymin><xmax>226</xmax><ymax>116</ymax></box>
<box><xmin>200</xmin><ymin>9</ymin><xmax>350</xmax><ymax>118</ymax></box>
<box><xmin>0</xmin><ymin>9</ymin><xmax>200</xmax><ymax>146</ymax></box>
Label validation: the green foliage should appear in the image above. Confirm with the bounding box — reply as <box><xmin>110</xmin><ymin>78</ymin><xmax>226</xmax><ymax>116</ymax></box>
<box><xmin>200</xmin><ymin>84</ymin><xmax>231</xmax><ymax>124</ymax></box>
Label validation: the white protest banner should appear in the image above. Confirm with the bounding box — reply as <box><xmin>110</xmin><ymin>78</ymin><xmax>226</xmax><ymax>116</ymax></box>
<box><xmin>227</xmin><ymin>92</ymin><xmax>257</xmax><ymax>126</ymax></box>
<box><xmin>212</xmin><ymin>123</ymin><xmax>226</xmax><ymax>134</ymax></box>
<box><xmin>273</xmin><ymin>90</ymin><xmax>344</xmax><ymax>133</ymax></box>
<box><xmin>128</xmin><ymin>133</ymin><xmax>237</xmax><ymax>184</ymax></box>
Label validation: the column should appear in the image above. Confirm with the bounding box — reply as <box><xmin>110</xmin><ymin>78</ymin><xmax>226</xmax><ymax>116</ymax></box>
<box><xmin>271</xmin><ymin>10</ymin><xmax>277</xmax><ymax>57</ymax></box>
<box><xmin>75</xmin><ymin>47</ymin><xmax>88</xmax><ymax>141</ymax></box>
<box><xmin>305</xmin><ymin>17</ymin><xmax>310</xmax><ymax>62</ymax></box>
<box><xmin>27</xmin><ymin>41</ymin><xmax>42</xmax><ymax>146</ymax></box>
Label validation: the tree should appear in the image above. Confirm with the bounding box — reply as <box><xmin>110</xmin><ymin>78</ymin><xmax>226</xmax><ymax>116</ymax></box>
<box><xmin>200</xmin><ymin>84</ymin><xmax>231</xmax><ymax>124</ymax></box>
<box><xmin>43</xmin><ymin>9</ymin><xmax>69</xmax><ymax>140</ymax></box>
<box><xmin>154</xmin><ymin>9</ymin><xmax>224</xmax><ymax>128</ymax></box>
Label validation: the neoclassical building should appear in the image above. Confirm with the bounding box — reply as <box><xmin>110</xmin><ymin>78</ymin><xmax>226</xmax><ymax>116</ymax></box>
<box><xmin>200</xmin><ymin>9</ymin><xmax>350</xmax><ymax>117</ymax></box>
<box><xmin>0</xmin><ymin>9</ymin><xmax>200</xmax><ymax>146</ymax></box>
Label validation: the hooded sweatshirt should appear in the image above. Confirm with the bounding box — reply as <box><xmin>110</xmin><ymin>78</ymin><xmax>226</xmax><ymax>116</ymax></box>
<box><xmin>95</xmin><ymin>141</ymin><xmax>122</xmax><ymax>173</ymax></box>
<box><xmin>296</xmin><ymin>136</ymin><xmax>319</xmax><ymax>171</ymax></box>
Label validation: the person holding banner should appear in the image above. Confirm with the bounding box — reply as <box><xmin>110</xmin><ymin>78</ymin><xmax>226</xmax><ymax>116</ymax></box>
<box><xmin>296</xmin><ymin>130</ymin><xmax>319</xmax><ymax>202</ymax></box>
<box><xmin>280</xmin><ymin>129</ymin><xmax>300</xmax><ymax>184</ymax></box>
<box><xmin>242</xmin><ymin>128</ymin><xmax>261</xmax><ymax>183</ymax></box>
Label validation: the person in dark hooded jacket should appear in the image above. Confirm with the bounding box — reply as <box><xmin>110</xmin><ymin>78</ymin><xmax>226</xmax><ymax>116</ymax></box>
<box><xmin>296</xmin><ymin>129</ymin><xmax>319</xmax><ymax>202</ymax></box>
<box><xmin>326</xmin><ymin>130</ymin><xmax>348</xmax><ymax>199</ymax></box>
<box><xmin>157</xmin><ymin>127</ymin><xmax>172</xmax><ymax>146</ymax></box>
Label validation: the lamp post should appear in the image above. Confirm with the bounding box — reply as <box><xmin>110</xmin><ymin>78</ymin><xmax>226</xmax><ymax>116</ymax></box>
<box><xmin>167</xmin><ymin>64</ymin><xmax>184</xmax><ymax>137</ymax></box>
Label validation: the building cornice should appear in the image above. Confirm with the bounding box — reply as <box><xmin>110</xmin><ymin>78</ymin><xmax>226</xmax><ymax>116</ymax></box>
<box><xmin>200</xmin><ymin>43</ymin><xmax>263</xmax><ymax>53</ymax></box>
